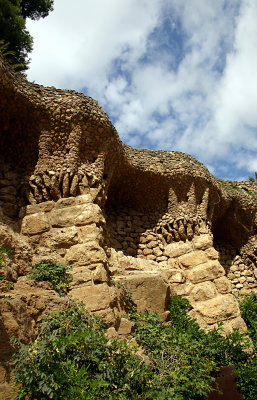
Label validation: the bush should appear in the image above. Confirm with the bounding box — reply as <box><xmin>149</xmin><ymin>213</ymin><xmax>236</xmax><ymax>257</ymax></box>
<box><xmin>12</xmin><ymin>301</ymin><xmax>150</xmax><ymax>400</ymax></box>
<box><xmin>30</xmin><ymin>260</ymin><xmax>72</xmax><ymax>295</ymax></box>
<box><xmin>12</xmin><ymin>295</ymin><xmax>257</xmax><ymax>399</ymax></box>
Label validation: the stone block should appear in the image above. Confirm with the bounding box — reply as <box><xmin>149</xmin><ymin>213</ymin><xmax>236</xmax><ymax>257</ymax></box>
<box><xmin>70</xmin><ymin>283</ymin><xmax>112</xmax><ymax>311</ymax></box>
<box><xmin>26</xmin><ymin>201</ymin><xmax>55</xmax><ymax>215</ymax></box>
<box><xmin>186</xmin><ymin>260</ymin><xmax>225</xmax><ymax>283</ymax></box>
<box><xmin>47</xmin><ymin>226</ymin><xmax>79</xmax><ymax>247</ymax></box>
<box><xmin>114</xmin><ymin>272</ymin><xmax>170</xmax><ymax>314</ymax></box>
<box><xmin>192</xmin><ymin>234</ymin><xmax>213</xmax><ymax>250</ymax></box>
<box><xmin>164</xmin><ymin>241</ymin><xmax>193</xmax><ymax>258</ymax></box>
<box><xmin>50</xmin><ymin>204</ymin><xmax>103</xmax><ymax>227</ymax></box>
<box><xmin>21</xmin><ymin>212</ymin><xmax>50</xmax><ymax>235</ymax></box>
<box><xmin>219</xmin><ymin>317</ymin><xmax>247</xmax><ymax>335</ymax></box>
<box><xmin>65</xmin><ymin>241</ymin><xmax>107</xmax><ymax>266</ymax></box>
<box><xmin>70</xmin><ymin>266</ymin><xmax>92</xmax><ymax>288</ymax></box>
<box><xmin>161</xmin><ymin>269</ymin><xmax>186</xmax><ymax>283</ymax></box>
<box><xmin>190</xmin><ymin>281</ymin><xmax>217</xmax><ymax>302</ymax></box>
<box><xmin>214</xmin><ymin>276</ymin><xmax>232</xmax><ymax>294</ymax></box>
<box><xmin>178</xmin><ymin>250</ymin><xmax>209</xmax><ymax>268</ymax></box>
<box><xmin>194</xmin><ymin>294</ymin><xmax>240</xmax><ymax>324</ymax></box>
<box><xmin>117</xmin><ymin>318</ymin><xmax>135</xmax><ymax>335</ymax></box>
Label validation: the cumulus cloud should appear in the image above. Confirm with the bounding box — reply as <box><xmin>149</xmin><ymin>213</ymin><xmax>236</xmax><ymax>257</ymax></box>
<box><xmin>26</xmin><ymin>0</ymin><xmax>257</xmax><ymax>180</ymax></box>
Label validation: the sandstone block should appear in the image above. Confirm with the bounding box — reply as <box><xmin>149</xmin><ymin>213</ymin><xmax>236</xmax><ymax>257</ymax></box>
<box><xmin>219</xmin><ymin>317</ymin><xmax>247</xmax><ymax>335</ymax></box>
<box><xmin>186</xmin><ymin>260</ymin><xmax>225</xmax><ymax>283</ymax></box>
<box><xmin>114</xmin><ymin>272</ymin><xmax>170</xmax><ymax>314</ymax></box>
<box><xmin>194</xmin><ymin>294</ymin><xmax>240</xmax><ymax>324</ymax></box>
<box><xmin>178</xmin><ymin>250</ymin><xmax>209</xmax><ymax>268</ymax></box>
<box><xmin>48</xmin><ymin>227</ymin><xmax>78</xmax><ymax>247</ymax></box>
<box><xmin>50</xmin><ymin>204</ymin><xmax>103</xmax><ymax>227</ymax></box>
<box><xmin>65</xmin><ymin>241</ymin><xmax>107</xmax><ymax>266</ymax></box>
<box><xmin>214</xmin><ymin>276</ymin><xmax>232</xmax><ymax>294</ymax></box>
<box><xmin>161</xmin><ymin>269</ymin><xmax>186</xmax><ymax>283</ymax></box>
<box><xmin>190</xmin><ymin>281</ymin><xmax>217</xmax><ymax>302</ymax></box>
<box><xmin>70</xmin><ymin>283</ymin><xmax>112</xmax><ymax>311</ymax></box>
<box><xmin>192</xmin><ymin>234</ymin><xmax>213</xmax><ymax>250</ymax></box>
<box><xmin>26</xmin><ymin>201</ymin><xmax>55</xmax><ymax>215</ymax></box>
<box><xmin>205</xmin><ymin>247</ymin><xmax>219</xmax><ymax>260</ymax></box>
<box><xmin>164</xmin><ymin>241</ymin><xmax>193</xmax><ymax>258</ymax></box>
<box><xmin>117</xmin><ymin>318</ymin><xmax>135</xmax><ymax>335</ymax></box>
<box><xmin>21</xmin><ymin>212</ymin><xmax>50</xmax><ymax>235</ymax></box>
<box><xmin>70</xmin><ymin>266</ymin><xmax>92</xmax><ymax>288</ymax></box>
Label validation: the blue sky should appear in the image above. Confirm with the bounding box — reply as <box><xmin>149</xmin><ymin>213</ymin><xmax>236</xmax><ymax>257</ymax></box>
<box><xmin>26</xmin><ymin>0</ymin><xmax>257</xmax><ymax>180</ymax></box>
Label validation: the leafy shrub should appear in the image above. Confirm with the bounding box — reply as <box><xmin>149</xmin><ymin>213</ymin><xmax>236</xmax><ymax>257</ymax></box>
<box><xmin>11</xmin><ymin>295</ymin><xmax>257</xmax><ymax>400</ymax></box>
<box><xmin>12</xmin><ymin>301</ymin><xmax>150</xmax><ymax>400</ymax></box>
<box><xmin>30</xmin><ymin>260</ymin><xmax>72</xmax><ymax>295</ymax></box>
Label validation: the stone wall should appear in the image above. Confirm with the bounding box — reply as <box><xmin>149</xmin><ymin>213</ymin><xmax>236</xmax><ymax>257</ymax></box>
<box><xmin>0</xmin><ymin>52</ymin><xmax>257</xmax><ymax>400</ymax></box>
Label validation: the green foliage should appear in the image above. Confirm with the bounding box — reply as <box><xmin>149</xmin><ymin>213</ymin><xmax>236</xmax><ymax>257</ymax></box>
<box><xmin>30</xmin><ymin>260</ymin><xmax>72</xmax><ymax>295</ymax></box>
<box><xmin>114</xmin><ymin>281</ymin><xmax>137</xmax><ymax>315</ymax></box>
<box><xmin>12</xmin><ymin>301</ymin><xmax>150</xmax><ymax>400</ymax></box>
<box><xmin>0</xmin><ymin>0</ymin><xmax>54</xmax><ymax>69</ymax></box>
<box><xmin>11</xmin><ymin>295</ymin><xmax>257</xmax><ymax>399</ymax></box>
<box><xmin>21</xmin><ymin>0</ymin><xmax>54</xmax><ymax>20</ymax></box>
<box><xmin>0</xmin><ymin>247</ymin><xmax>14</xmax><ymax>296</ymax></box>
<box><xmin>240</xmin><ymin>293</ymin><xmax>257</xmax><ymax>345</ymax></box>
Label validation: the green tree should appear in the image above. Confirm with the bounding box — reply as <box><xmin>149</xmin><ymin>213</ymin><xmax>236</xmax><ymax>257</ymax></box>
<box><xmin>0</xmin><ymin>0</ymin><xmax>54</xmax><ymax>69</ymax></box>
<box><xmin>21</xmin><ymin>0</ymin><xmax>54</xmax><ymax>20</ymax></box>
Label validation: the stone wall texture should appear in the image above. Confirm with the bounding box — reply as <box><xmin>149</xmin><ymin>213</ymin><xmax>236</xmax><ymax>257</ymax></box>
<box><xmin>0</xmin><ymin>53</ymin><xmax>257</xmax><ymax>399</ymax></box>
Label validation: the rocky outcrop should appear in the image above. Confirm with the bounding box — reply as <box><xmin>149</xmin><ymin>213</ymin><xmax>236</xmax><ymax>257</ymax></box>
<box><xmin>0</xmin><ymin>53</ymin><xmax>256</xmax><ymax>399</ymax></box>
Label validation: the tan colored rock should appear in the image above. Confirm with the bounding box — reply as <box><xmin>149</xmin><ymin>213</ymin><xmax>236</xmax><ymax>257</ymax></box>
<box><xmin>47</xmin><ymin>226</ymin><xmax>79</xmax><ymax>247</ymax></box>
<box><xmin>178</xmin><ymin>250</ymin><xmax>209</xmax><ymax>268</ymax></box>
<box><xmin>161</xmin><ymin>269</ymin><xmax>186</xmax><ymax>283</ymax></box>
<box><xmin>118</xmin><ymin>317</ymin><xmax>135</xmax><ymax>335</ymax></box>
<box><xmin>21</xmin><ymin>212</ymin><xmax>50</xmax><ymax>235</ymax></box>
<box><xmin>70</xmin><ymin>283</ymin><xmax>113</xmax><ymax>311</ymax></box>
<box><xmin>65</xmin><ymin>241</ymin><xmax>107</xmax><ymax>266</ymax></box>
<box><xmin>194</xmin><ymin>294</ymin><xmax>240</xmax><ymax>324</ymax></box>
<box><xmin>190</xmin><ymin>281</ymin><xmax>217</xmax><ymax>302</ymax></box>
<box><xmin>50</xmin><ymin>204</ymin><xmax>104</xmax><ymax>228</ymax></box>
<box><xmin>164</xmin><ymin>241</ymin><xmax>193</xmax><ymax>258</ymax></box>
<box><xmin>92</xmin><ymin>264</ymin><xmax>109</xmax><ymax>283</ymax></box>
<box><xmin>114</xmin><ymin>272</ymin><xmax>170</xmax><ymax>314</ymax></box>
<box><xmin>205</xmin><ymin>247</ymin><xmax>219</xmax><ymax>260</ymax></box>
<box><xmin>143</xmin><ymin>248</ymin><xmax>153</xmax><ymax>256</ymax></box>
<box><xmin>214</xmin><ymin>276</ymin><xmax>232</xmax><ymax>294</ymax></box>
<box><xmin>186</xmin><ymin>260</ymin><xmax>225</xmax><ymax>283</ymax></box>
<box><xmin>219</xmin><ymin>317</ymin><xmax>247</xmax><ymax>335</ymax></box>
<box><xmin>26</xmin><ymin>201</ymin><xmax>55</xmax><ymax>215</ymax></box>
<box><xmin>70</xmin><ymin>266</ymin><xmax>92</xmax><ymax>288</ymax></box>
<box><xmin>192</xmin><ymin>234</ymin><xmax>213</xmax><ymax>250</ymax></box>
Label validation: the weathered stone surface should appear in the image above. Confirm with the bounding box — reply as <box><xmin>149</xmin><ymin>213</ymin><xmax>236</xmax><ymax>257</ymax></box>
<box><xmin>50</xmin><ymin>204</ymin><xmax>103</xmax><ymax>228</ymax></box>
<box><xmin>186</xmin><ymin>260</ymin><xmax>225</xmax><ymax>283</ymax></box>
<box><xmin>47</xmin><ymin>226</ymin><xmax>79</xmax><ymax>247</ymax></box>
<box><xmin>194</xmin><ymin>294</ymin><xmax>240</xmax><ymax>324</ymax></box>
<box><xmin>190</xmin><ymin>281</ymin><xmax>217</xmax><ymax>302</ymax></box>
<box><xmin>178</xmin><ymin>250</ymin><xmax>209</xmax><ymax>268</ymax></box>
<box><xmin>65</xmin><ymin>241</ymin><xmax>107</xmax><ymax>266</ymax></box>
<box><xmin>114</xmin><ymin>272</ymin><xmax>170</xmax><ymax>314</ymax></box>
<box><xmin>117</xmin><ymin>318</ymin><xmax>135</xmax><ymax>335</ymax></box>
<box><xmin>21</xmin><ymin>212</ymin><xmax>50</xmax><ymax>235</ymax></box>
<box><xmin>219</xmin><ymin>316</ymin><xmax>248</xmax><ymax>335</ymax></box>
<box><xmin>161</xmin><ymin>269</ymin><xmax>186</xmax><ymax>283</ymax></box>
<box><xmin>164</xmin><ymin>241</ymin><xmax>193</xmax><ymax>258</ymax></box>
<box><xmin>70</xmin><ymin>283</ymin><xmax>113</xmax><ymax>312</ymax></box>
<box><xmin>214</xmin><ymin>276</ymin><xmax>232</xmax><ymax>294</ymax></box>
<box><xmin>192</xmin><ymin>234</ymin><xmax>213</xmax><ymax>250</ymax></box>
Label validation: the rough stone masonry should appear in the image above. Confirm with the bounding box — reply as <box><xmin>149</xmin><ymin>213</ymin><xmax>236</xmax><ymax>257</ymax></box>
<box><xmin>0</xmin><ymin>52</ymin><xmax>257</xmax><ymax>398</ymax></box>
